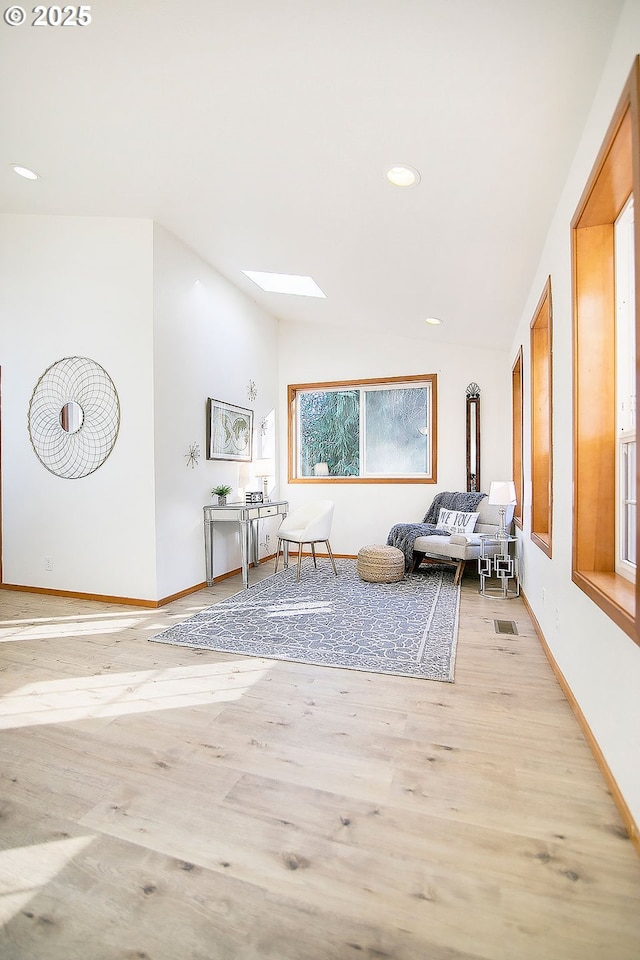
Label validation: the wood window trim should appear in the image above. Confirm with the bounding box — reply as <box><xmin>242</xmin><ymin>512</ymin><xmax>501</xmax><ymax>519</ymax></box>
<box><xmin>511</xmin><ymin>348</ymin><xmax>524</xmax><ymax>530</ymax></box>
<box><xmin>530</xmin><ymin>279</ymin><xmax>553</xmax><ymax>557</ymax></box>
<box><xmin>288</xmin><ymin>373</ymin><xmax>438</xmax><ymax>484</ymax></box>
<box><xmin>571</xmin><ymin>56</ymin><xmax>640</xmax><ymax>645</ymax></box>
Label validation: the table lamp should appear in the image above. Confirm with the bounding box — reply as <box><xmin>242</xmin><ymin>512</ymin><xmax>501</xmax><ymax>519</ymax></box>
<box><xmin>489</xmin><ymin>481</ymin><xmax>517</xmax><ymax>538</ymax></box>
<box><xmin>253</xmin><ymin>458</ymin><xmax>274</xmax><ymax>501</ymax></box>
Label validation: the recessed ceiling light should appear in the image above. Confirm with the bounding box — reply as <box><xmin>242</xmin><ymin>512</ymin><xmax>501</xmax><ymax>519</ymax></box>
<box><xmin>11</xmin><ymin>164</ymin><xmax>40</xmax><ymax>181</ymax></box>
<box><xmin>386</xmin><ymin>164</ymin><xmax>421</xmax><ymax>188</ymax></box>
<box><xmin>424</xmin><ymin>316</ymin><xmax>443</xmax><ymax>325</ymax></box>
<box><xmin>243</xmin><ymin>271</ymin><xmax>326</xmax><ymax>298</ymax></box>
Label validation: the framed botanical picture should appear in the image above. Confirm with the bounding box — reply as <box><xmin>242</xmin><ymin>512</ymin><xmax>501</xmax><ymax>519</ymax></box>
<box><xmin>206</xmin><ymin>398</ymin><xmax>254</xmax><ymax>462</ymax></box>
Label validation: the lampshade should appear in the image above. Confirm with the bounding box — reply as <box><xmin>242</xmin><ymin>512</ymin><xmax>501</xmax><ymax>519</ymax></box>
<box><xmin>489</xmin><ymin>480</ymin><xmax>517</xmax><ymax>505</ymax></box>
<box><xmin>253</xmin><ymin>458</ymin><xmax>274</xmax><ymax>477</ymax></box>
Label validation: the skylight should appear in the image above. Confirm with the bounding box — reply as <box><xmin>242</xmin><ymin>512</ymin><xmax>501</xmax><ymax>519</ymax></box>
<box><xmin>243</xmin><ymin>271</ymin><xmax>326</xmax><ymax>298</ymax></box>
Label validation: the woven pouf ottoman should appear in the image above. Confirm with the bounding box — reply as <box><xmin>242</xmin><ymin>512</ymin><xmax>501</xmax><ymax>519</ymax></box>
<box><xmin>357</xmin><ymin>544</ymin><xmax>405</xmax><ymax>583</ymax></box>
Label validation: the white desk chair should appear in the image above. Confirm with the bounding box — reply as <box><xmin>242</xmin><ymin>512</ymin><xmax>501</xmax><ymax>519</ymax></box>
<box><xmin>274</xmin><ymin>500</ymin><xmax>338</xmax><ymax>581</ymax></box>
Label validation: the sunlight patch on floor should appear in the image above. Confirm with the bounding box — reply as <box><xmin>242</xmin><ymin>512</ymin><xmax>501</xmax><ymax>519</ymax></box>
<box><xmin>0</xmin><ymin>611</ymin><xmax>150</xmax><ymax>627</ymax></box>
<box><xmin>0</xmin><ymin>659</ymin><xmax>272</xmax><ymax>730</ymax></box>
<box><xmin>0</xmin><ymin>617</ymin><xmax>146</xmax><ymax>643</ymax></box>
<box><xmin>202</xmin><ymin>599</ymin><xmax>334</xmax><ymax>618</ymax></box>
<box><xmin>265</xmin><ymin>601</ymin><xmax>334</xmax><ymax>618</ymax></box>
<box><xmin>0</xmin><ymin>835</ymin><xmax>94</xmax><ymax>925</ymax></box>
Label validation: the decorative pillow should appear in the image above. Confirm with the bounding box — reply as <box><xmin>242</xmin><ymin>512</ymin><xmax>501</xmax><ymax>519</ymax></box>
<box><xmin>437</xmin><ymin>508</ymin><xmax>479</xmax><ymax>534</ymax></box>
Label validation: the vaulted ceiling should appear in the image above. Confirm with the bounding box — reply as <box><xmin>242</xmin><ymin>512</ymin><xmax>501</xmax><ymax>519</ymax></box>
<box><xmin>0</xmin><ymin>0</ymin><xmax>624</xmax><ymax>348</ymax></box>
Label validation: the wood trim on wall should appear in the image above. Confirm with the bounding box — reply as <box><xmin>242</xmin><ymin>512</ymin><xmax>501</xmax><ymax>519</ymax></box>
<box><xmin>571</xmin><ymin>56</ymin><xmax>640</xmax><ymax>645</ymax></box>
<box><xmin>530</xmin><ymin>278</ymin><xmax>553</xmax><ymax>557</ymax></box>
<box><xmin>573</xmin><ymin>223</ymin><xmax>616</xmax><ymax>574</ymax></box>
<box><xmin>521</xmin><ymin>590</ymin><xmax>639</xmax><ymax>857</ymax></box>
<box><xmin>288</xmin><ymin>374</ymin><xmax>437</xmax><ymax>391</ymax></box>
<box><xmin>0</xmin><ymin>554</ymin><xmax>360</xmax><ymax>608</ymax></box>
<box><xmin>0</xmin><ymin>580</ymin><xmax>207</xmax><ymax>608</ymax></box>
<box><xmin>511</xmin><ymin>347</ymin><xmax>524</xmax><ymax>529</ymax></box>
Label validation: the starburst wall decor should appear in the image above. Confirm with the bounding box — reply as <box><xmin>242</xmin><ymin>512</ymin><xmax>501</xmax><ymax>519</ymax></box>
<box><xmin>185</xmin><ymin>442</ymin><xmax>200</xmax><ymax>469</ymax></box>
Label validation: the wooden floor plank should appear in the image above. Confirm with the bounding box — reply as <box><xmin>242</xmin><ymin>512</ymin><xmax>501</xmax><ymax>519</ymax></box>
<box><xmin>0</xmin><ymin>571</ymin><xmax>639</xmax><ymax>959</ymax></box>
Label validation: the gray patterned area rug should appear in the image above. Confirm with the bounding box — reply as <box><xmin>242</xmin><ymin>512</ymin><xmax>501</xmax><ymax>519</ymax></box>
<box><xmin>151</xmin><ymin>560</ymin><xmax>461</xmax><ymax>682</ymax></box>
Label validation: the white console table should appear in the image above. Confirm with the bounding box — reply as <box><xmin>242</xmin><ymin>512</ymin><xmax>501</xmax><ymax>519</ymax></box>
<box><xmin>203</xmin><ymin>500</ymin><xmax>289</xmax><ymax>588</ymax></box>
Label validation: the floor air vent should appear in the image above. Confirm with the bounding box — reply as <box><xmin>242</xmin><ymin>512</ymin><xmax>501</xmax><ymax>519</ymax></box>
<box><xmin>494</xmin><ymin>619</ymin><xmax>518</xmax><ymax>635</ymax></box>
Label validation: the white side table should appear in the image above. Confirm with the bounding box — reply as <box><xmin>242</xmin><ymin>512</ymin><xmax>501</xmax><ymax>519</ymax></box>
<box><xmin>478</xmin><ymin>534</ymin><xmax>520</xmax><ymax>599</ymax></box>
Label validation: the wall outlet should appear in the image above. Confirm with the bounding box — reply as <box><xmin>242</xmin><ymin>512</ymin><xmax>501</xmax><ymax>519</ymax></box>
<box><xmin>265</xmin><ymin>533</ymin><xmax>271</xmax><ymax>546</ymax></box>
<box><xmin>44</xmin><ymin>556</ymin><xmax>53</xmax><ymax>572</ymax></box>
<box><xmin>541</xmin><ymin>587</ymin><xmax>546</xmax><ymax>605</ymax></box>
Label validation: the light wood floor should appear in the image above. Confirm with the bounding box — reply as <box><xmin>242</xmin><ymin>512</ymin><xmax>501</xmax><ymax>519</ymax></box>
<box><xmin>0</xmin><ymin>564</ymin><xmax>639</xmax><ymax>960</ymax></box>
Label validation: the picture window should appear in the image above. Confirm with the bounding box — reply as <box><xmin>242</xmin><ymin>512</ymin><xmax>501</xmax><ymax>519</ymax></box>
<box><xmin>288</xmin><ymin>375</ymin><xmax>437</xmax><ymax>484</ymax></box>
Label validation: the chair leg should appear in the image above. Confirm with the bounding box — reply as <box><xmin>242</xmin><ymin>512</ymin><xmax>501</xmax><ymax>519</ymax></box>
<box><xmin>274</xmin><ymin>539</ymin><xmax>281</xmax><ymax>574</ymax></box>
<box><xmin>454</xmin><ymin>559</ymin><xmax>465</xmax><ymax>585</ymax></box>
<box><xmin>325</xmin><ymin>540</ymin><xmax>338</xmax><ymax>576</ymax></box>
<box><xmin>311</xmin><ymin>542</ymin><xmax>317</xmax><ymax>568</ymax></box>
<box><xmin>296</xmin><ymin>543</ymin><xmax>303</xmax><ymax>581</ymax></box>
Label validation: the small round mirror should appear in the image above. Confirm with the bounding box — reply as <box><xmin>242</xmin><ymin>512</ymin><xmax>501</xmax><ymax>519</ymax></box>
<box><xmin>59</xmin><ymin>400</ymin><xmax>84</xmax><ymax>434</ymax></box>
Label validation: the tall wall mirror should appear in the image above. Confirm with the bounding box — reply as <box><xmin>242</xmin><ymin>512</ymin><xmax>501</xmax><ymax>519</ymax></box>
<box><xmin>466</xmin><ymin>382</ymin><xmax>481</xmax><ymax>492</ymax></box>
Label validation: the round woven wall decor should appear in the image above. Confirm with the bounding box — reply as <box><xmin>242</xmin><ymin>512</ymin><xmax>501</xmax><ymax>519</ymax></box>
<box><xmin>28</xmin><ymin>356</ymin><xmax>120</xmax><ymax>479</ymax></box>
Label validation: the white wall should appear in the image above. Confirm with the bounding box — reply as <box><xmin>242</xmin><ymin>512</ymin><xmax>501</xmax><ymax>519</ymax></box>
<box><xmin>278</xmin><ymin>320</ymin><xmax>512</xmax><ymax>556</ymax></box>
<box><xmin>0</xmin><ymin>214</ymin><xmax>158</xmax><ymax>600</ymax></box>
<box><xmin>152</xmin><ymin>224</ymin><xmax>280</xmax><ymax>598</ymax></box>
<box><xmin>0</xmin><ymin>215</ymin><xmax>281</xmax><ymax>603</ymax></box>
<box><xmin>512</xmin><ymin>0</ymin><xmax>640</xmax><ymax>827</ymax></box>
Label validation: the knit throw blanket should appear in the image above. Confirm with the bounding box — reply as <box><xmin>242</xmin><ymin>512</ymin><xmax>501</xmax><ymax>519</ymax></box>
<box><xmin>386</xmin><ymin>491</ymin><xmax>487</xmax><ymax>570</ymax></box>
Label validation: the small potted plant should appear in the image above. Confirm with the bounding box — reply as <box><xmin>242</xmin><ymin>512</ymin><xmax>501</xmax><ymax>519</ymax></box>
<box><xmin>212</xmin><ymin>484</ymin><xmax>232</xmax><ymax>506</ymax></box>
